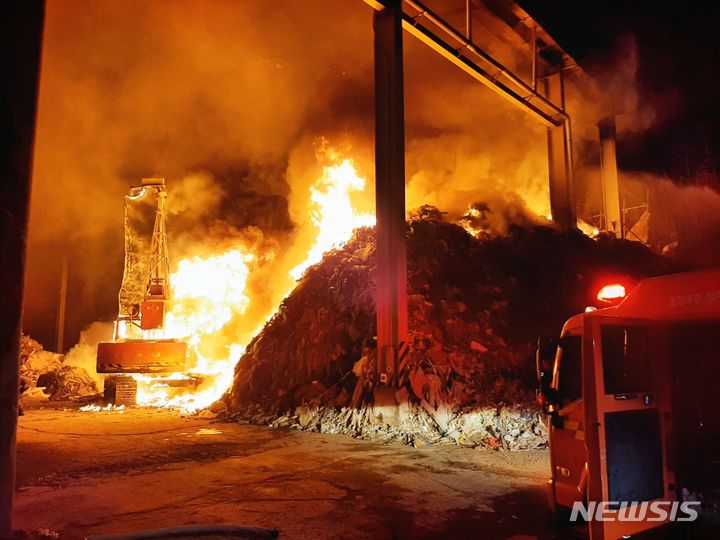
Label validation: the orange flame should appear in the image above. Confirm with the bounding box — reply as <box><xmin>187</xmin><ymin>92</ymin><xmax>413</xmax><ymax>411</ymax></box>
<box><xmin>165</xmin><ymin>250</ymin><xmax>254</xmax><ymax>340</ymax></box>
<box><xmin>130</xmin><ymin>152</ymin><xmax>374</xmax><ymax>412</ymax></box>
<box><xmin>132</xmin><ymin>249</ymin><xmax>254</xmax><ymax>411</ymax></box>
<box><xmin>290</xmin><ymin>159</ymin><xmax>375</xmax><ymax>280</ymax></box>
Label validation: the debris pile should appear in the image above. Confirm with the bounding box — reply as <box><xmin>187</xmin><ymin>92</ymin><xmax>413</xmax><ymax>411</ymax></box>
<box><xmin>226</xmin><ymin>214</ymin><xmax>672</xmax><ymax>447</ymax></box>
<box><xmin>19</xmin><ymin>335</ymin><xmax>99</xmax><ymax>402</ymax></box>
<box><xmin>264</xmin><ymin>404</ymin><xmax>547</xmax><ymax>450</ymax></box>
<box><xmin>19</xmin><ymin>335</ymin><xmax>62</xmax><ymax>383</ymax></box>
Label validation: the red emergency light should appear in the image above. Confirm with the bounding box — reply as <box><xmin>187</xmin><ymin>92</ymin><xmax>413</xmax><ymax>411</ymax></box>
<box><xmin>596</xmin><ymin>283</ymin><xmax>627</xmax><ymax>303</ymax></box>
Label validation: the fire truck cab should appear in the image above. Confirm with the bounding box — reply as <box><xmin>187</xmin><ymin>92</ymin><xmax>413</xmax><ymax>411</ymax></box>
<box><xmin>537</xmin><ymin>268</ymin><xmax>720</xmax><ymax>539</ymax></box>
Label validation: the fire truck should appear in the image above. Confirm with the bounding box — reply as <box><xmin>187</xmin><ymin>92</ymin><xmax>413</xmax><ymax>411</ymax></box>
<box><xmin>537</xmin><ymin>268</ymin><xmax>720</xmax><ymax>539</ymax></box>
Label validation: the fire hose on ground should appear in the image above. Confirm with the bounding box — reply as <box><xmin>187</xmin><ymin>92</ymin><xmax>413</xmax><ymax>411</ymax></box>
<box><xmin>87</xmin><ymin>524</ymin><xmax>279</xmax><ymax>540</ymax></box>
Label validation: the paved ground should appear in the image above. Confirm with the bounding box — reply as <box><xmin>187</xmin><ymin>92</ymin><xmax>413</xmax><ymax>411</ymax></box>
<box><xmin>13</xmin><ymin>404</ymin><xmax>585</xmax><ymax>540</ymax></box>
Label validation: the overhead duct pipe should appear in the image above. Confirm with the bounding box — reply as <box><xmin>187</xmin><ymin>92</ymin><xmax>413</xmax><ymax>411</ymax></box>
<box><xmin>403</xmin><ymin>0</ymin><xmax>567</xmax><ymax>122</ymax></box>
<box><xmin>362</xmin><ymin>0</ymin><xmax>576</xmax><ymax>228</ymax></box>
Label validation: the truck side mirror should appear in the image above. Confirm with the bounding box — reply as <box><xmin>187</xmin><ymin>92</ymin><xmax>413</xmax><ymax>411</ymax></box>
<box><xmin>536</xmin><ymin>336</ymin><xmax>558</xmax><ymax>385</ymax></box>
<box><xmin>536</xmin><ymin>386</ymin><xmax>559</xmax><ymax>409</ymax></box>
<box><xmin>536</xmin><ymin>336</ymin><xmax>559</xmax><ymax>414</ymax></box>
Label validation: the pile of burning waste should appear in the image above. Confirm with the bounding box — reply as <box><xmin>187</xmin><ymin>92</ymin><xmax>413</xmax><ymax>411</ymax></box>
<box><xmin>223</xmin><ymin>213</ymin><xmax>672</xmax><ymax>449</ymax></box>
<box><xmin>16</xmin><ymin>154</ymin><xmax>674</xmax><ymax>450</ymax></box>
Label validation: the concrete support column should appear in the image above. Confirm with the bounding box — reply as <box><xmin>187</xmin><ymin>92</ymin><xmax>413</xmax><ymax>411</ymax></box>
<box><xmin>373</xmin><ymin>0</ymin><xmax>408</xmax><ymax>387</ymax></box>
<box><xmin>544</xmin><ymin>71</ymin><xmax>576</xmax><ymax>230</ymax></box>
<box><xmin>0</xmin><ymin>3</ymin><xmax>45</xmax><ymax>537</ymax></box>
<box><xmin>599</xmin><ymin>117</ymin><xmax>622</xmax><ymax>237</ymax></box>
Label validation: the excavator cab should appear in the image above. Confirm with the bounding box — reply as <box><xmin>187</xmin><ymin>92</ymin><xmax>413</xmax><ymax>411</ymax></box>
<box><xmin>141</xmin><ymin>277</ymin><xmax>168</xmax><ymax>330</ymax></box>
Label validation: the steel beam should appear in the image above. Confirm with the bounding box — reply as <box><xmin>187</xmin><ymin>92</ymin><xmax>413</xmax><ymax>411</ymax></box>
<box><xmin>599</xmin><ymin>117</ymin><xmax>622</xmax><ymax>237</ymax></box>
<box><xmin>363</xmin><ymin>0</ymin><xmax>577</xmax><ymax>231</ymax></box>
<box><xmin>544</xmin><ymin>71</ymin><xmax>576</xmax><ymax>230</ymax></box>
<box><xmin>373</xmin><ymin>0</ymin><xmax>408</xmax><ymax>387</ymax></box>
<box><xmin>363</xmin><ymin>0</ymin><xmax>565</xmax><ymax>128</ymax></box>
<box><xmin>55</xmin><ymin>255</ymin><xmax>68</xmax><ymax>352</ymax></box>
<box><xmin>465</xmin><ymin>0</ymin><xmax>473</xmax><ymax>41</ymax></box>
<box><xmin>0</xmin><ymin>2</ymin><xmax>45</xmax><ymax>537</ymax></box>
<box><xmin>401</xmin><ymin>17</ymin><xmax>560</xmax><ymax>128</ymax></box>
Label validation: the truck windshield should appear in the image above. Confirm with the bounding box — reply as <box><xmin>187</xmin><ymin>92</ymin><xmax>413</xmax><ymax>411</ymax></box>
<box><xmin>558</xmin><ymin>334</ymin><xmax>582</xmax><ymax>406</ymax></box>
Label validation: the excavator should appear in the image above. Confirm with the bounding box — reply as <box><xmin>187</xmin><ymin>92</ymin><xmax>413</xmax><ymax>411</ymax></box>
<box><xmin>96</xmin><ymin>178</ymin><xmax>187</xmax><ymax>405</ymax></box>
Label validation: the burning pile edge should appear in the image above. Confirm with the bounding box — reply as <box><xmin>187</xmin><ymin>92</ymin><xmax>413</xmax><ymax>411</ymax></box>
<box><xmin>220</xmin><ymin>212</ymin><xmax>673</xmax><ymax>449</ymax></box>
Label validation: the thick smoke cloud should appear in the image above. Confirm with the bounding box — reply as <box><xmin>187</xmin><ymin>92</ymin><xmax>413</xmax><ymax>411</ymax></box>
<box><xmin>25</xmin><ymin>0</ymin><xmax>675</xmax><ymax>349</ymax></box>
<box><xmin>26</xmin><ymin>0</ymin><xmax>375</xmax><ymax>347</ymax></box>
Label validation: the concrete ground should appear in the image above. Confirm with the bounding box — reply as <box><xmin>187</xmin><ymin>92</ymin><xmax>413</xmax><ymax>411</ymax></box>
<box><xmin>13</xmin><ymin>403</ymin><xmax>585</xmax><ymax>540</ymax></box>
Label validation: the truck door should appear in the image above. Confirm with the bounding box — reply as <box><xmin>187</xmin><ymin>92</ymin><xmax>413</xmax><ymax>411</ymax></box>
<box><xmin>583</xmin><ymin>315</ymin><xmax>674</xmax><ymax>539</ymax></box>
<box><xmin>549</xmin><ymin>333</ymin><xmax>587</xmax><ymax>510</ymax></box>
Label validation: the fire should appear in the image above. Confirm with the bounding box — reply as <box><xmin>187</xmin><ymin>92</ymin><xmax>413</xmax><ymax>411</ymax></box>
<box><xmin>290</xmin><ymin>159</ymin><xmax>375</xmax><ymax>280</ymax></box>
<box><xmin>577</xmin><ymin>219</ymin><xmax>601</xmax><ymax>237</ymax></box>
<box><xmin>127</xmin><ymin>153</ymin><xmax>374</xmax><ymax>413</ymax></box>
<box><xmin>127</xmin><ymin>249</ymin><xmax>254</xmax><ymax>412</ymax></box>
<box><xmin>458</xmin><ymin>206</ymin><xmax>485</xmax><ymax>238</ymax></box>
<box><xmin>164</xmin><ymin>250</ymin><xmax>254</xmax><ymax>340</ymax></box>
<box><xmin>101</xmin><ymin>150</ymin><xmax>591</xmax><ymax>413</ymax></box>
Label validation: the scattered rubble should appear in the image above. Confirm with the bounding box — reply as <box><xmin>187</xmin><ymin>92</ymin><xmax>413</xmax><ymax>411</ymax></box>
<box><xmin>19</xmin><ymin>335</ymin><xmax>62</xmax><ymax>384</ymax></box>
<box><xmin>13</xmin><ymin>529</ymin><xmax>60</xmax><ymax>540</ymax></box>
<box><xmin>36</xmin><ymin>366</ymin><xmax>99</xmax><ymax>402</ymax></box>
<box><xmin>263</xmin><ymin>403</ymin><xmax>548</xmax><ymax>450</ymax></box>
<box><xmin>19</xmin><ymin>334</ymin><xmax>100</xmax><ymax>402</ymax></box>
<box><xmin>227</xmin><ymin>214</ymin><xmax>673</xmax><ymax>447</ymax></box>
<box><xmin>197</xmin><ymin>409</ymin><xmax>219</xmax><ymax>419</ymax></box>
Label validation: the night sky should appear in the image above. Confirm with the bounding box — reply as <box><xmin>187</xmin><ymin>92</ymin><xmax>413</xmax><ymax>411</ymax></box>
<box><xmin>522</xmin><ymin>0</ymin><xmax>720</xmax><ymax>181</ymax></box>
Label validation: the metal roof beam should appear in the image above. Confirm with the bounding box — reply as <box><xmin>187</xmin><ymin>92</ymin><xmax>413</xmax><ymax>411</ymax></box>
<box><xmin>363</xmin><ymin>0</ymin><xmax>565</xmax><ymax>127</ymax></box>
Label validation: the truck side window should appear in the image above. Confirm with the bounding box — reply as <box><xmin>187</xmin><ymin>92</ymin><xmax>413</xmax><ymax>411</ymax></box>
<box><xmin>558</xmin><ymin>335</ymin><xmax>582</xmax><ymax>407</ymax></box>
<box><xmin>601</xmin><ymin>325</ymin><xmax>651</xmax><ymax>394</ymax></box>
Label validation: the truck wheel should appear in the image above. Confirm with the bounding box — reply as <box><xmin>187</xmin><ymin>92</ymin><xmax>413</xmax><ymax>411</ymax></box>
<box><xmin>553</xmin><ymin>503</ymin><xmax>573</xmax><ymax>524</ymax></box>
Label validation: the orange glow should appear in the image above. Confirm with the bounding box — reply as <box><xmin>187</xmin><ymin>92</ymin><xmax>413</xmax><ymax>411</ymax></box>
<box><xmin>165</xmin><ymin>250</ymin><xmax>254</xmax><ymax>339</ymax></box>
<box><xmin>290</xmin><ymin>158</ymin><xmax>375</xmax><ymax>280</ymax></box>
<box><xmin>122</xmin><ymin>150</ymin><xmax>375</xmax><ymax>413</ymax></box>
<box><xmin>127</xmin><ymin>248</ymin><xmax>254</xmax><ymax>412</ymax></box>
<box><xmin>577</xmin><ymin>219</ymin><xmax>600</xmax><ymax>237</ymax></box>
<box><xmin>597</xmin><ymin>283</ymin><xmax>627</xmax><ymax>303</ymax></box>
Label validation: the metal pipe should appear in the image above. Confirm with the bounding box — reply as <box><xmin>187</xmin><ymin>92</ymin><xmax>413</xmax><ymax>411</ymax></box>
<box><xmin>531</xmin><ymin>24</ymin><xmax>537</xmax><ymax>92</ymax></box>
<box><xmin>554</xmin><ymin>68</ymin><xmax>576</xmax><ymax>229</ymax></box>
<box><xmin>599</xmin><ymin>117</ymin><xmax>622</xmax><ymax>237</ymax></box>
<box><xmin>465</xmin><ymin>0</ymin><xmax>472</xmax><ymax>41</ymax></box>
<box><xmin>55</xmin><ymin>255</ymin><xmax>68</xmax><ymax>353</ymax></box>
<box><xmin>543</xmin><ymin>70</ymin><xmax>576</xmax><ymax>230</ymax></box>
<box><xmin>562</xmin><ymin>114</ymin><xmax>576</xmax><ymax>220</ymax></box>
<box><xmin>401</xmin><ymin>17</ymin><xmax>562</xmax><ymax>127</ymax></box>
<box><xmin>403</xmin><ymin>0</ymin><xmax>565</xmax><ymax>117</ymax></box>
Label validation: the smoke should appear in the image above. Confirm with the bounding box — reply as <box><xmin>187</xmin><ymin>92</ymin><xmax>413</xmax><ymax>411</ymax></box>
<box><xmin>25</xmin><ymin>1</ymin><xmax>677</xmax><ymax>350</ymax></box>
<box><xmin>567</xmin><ymin>35</ymin><xmax>681</xmax><ymax>217</ymax></box>
<box><xmin>622</xmin><ymin>171</ymin><xmax>720</xmax><ymax>268</ymax></box>
<box><xmin>166</xmin><ymin>173</ymin><xmax>225</xmax><ymax>223</ymax></box>
<box><xmin>567</xmin><ymin>36</ymin><xmax>666</xmax><ymax>139</ymax></box>
<box><xmin>63</xmin><ymin>321</ymin><xmax>114</xmax><ymax>384</ymax></box>
<box><xmin>26</xmin><ymin>0</ymin><xmax>374</xmax><ymax>347</ymax></box>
